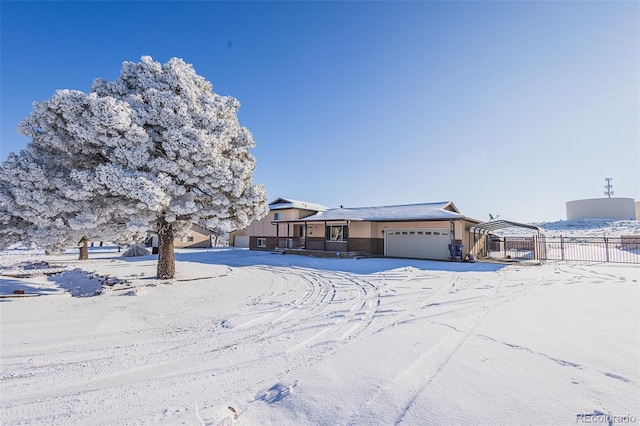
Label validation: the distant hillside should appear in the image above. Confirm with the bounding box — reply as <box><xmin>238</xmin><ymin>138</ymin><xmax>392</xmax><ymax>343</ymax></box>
<box><xmin>534</xmin><ymin>219</ymin><xmax>640</xmax><ymax>237</ymax></box>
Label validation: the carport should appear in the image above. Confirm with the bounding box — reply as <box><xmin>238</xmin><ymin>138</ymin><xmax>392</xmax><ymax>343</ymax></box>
<box><xmin>469</xmin><ymin>220</ymin><xmax>545</xmax><ymax>261</ymax></box>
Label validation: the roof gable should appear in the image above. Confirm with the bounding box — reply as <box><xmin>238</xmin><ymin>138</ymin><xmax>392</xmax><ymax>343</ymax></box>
<box><xmin>443</xmin><ymin>202</ymin><xmax>460</xmax><ymax>213</ymax></box>
<box><xmin>268</xmin><ymin>197</ymin><xmax>328</xmax><ymax>212</ymax></box>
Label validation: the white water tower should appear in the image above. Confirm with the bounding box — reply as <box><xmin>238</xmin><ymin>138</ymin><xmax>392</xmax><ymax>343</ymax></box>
<box><xmin>566</xmin><ymin>178</ymin><xmax>637</xmax><ymax>220</ymax></box>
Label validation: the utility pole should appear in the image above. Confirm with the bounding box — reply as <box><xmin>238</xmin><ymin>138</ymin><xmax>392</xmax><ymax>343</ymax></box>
<box><xmin>604</xmin><ymin>178</ymin><xmax>614</xmax><ymax>198</ymax></box>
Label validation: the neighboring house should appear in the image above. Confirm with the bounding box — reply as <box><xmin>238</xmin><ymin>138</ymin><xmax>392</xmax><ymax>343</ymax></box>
<box><xmin>230</xmin><ymin>197</ymin><xmax>327</xmax><ymax>249</ymax></box>
<box><xmin>148</xmin><ymin>224</ymin><xmax>220</xmax><ymax>252</ymax></box>
<box><xmin>174</xmin><ymin>224</ymin><xmax>219</xmax><ymax>248</ymax></box>
<box><xmin>233</xmin><ymin>198</ymin><xmax>483</xmax><ymax>261</ymax></box>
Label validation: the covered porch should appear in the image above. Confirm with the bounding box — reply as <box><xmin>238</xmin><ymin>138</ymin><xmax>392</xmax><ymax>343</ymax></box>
<box><xmin>271</xmin><ymin>218</ymin><xmax>358</xmax><ymax>253</ymax></box>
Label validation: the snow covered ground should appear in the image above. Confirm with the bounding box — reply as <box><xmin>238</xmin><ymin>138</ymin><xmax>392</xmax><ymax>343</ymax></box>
<box><xmin>1</xmin><ymin>242</ymin><xmax>638</xmax><ymax>425</ymax></box>
<box><xmin>537</xmin><ymin>219</ymin><xmax>640</xmax><ymax>237</ymax></box>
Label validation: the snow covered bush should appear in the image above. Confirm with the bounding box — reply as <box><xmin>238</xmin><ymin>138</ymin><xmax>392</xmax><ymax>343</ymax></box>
<box><xmin>121</xmin><ymin>242</ymin><xmax>151</xmax><ymax>257</ymax></box>
<box><xmin>2</xmin><ymin>56</ymin><xmax>267</xmax><ymax>277</ymax></box>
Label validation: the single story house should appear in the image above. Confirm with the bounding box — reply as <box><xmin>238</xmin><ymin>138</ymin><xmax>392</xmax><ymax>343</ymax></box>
<box><xmin>148</xmin><ymin>224</ymin><xmax>221</xmax><ymax>252</ymax></box>
<box><xmin>232</xmin><ymin>197</ymin><xmax>483</xmax><ymax>261</ymax></box>
<box><xmin>174</xmin><ymin>224</ymin><xmax>220</xmax><ymax>249</ymax></box>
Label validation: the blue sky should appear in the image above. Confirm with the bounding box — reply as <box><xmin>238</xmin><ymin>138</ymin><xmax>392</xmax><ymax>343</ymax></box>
<box><xmin>1</xmin><ymin>1</ymin><xmax>638</xmax><ymax>222</ymax></box>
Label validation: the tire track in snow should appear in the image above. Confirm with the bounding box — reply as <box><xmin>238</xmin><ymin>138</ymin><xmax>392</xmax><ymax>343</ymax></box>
<box><xmin>345</xmin><ymin>270</ymin><xmax>516</xmax><ymax>425</ymax></box>
<box><xmin>389</xmin><ymin>270</ymin><xmax>555</xmax><ymax>424</ymax></box>
<box><xmin>283</xmin><ymin>269</ymin><xmax>380</xmax><ymax>352</ymax></box>
<box><xmin>476</xmin><ymin>334</ymin><xmax>636</xmax><ymax>385</ymax></box>
<box><xmin>1</xmin><ymin>263</ymin><xmax>540</xmax><ymax>425</ymax></box>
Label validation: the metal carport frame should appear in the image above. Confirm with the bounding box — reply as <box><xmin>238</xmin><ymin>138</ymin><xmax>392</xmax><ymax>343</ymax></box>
<box><xmin>469</xmin><ymin>220</ymin><xmax>544</xmax><ymax>260</ymax></box>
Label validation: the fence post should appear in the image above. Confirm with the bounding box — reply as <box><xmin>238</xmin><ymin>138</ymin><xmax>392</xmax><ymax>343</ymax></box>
<box><xmin>604</xmin><ymin>237</ymin><xmax>610</xmax><ymax>262</ymax></box>
<box><xmin>560</xmin><ymin>235</ymin><xmax>565</xmax><ymax>261</ymax></box>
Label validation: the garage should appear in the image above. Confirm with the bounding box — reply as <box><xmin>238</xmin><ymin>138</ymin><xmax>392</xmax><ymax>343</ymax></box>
<box><xmin>384</xmin><ymin>228</ymin><xmax>452</xmax><ymax>260</ymax></box>
<box><xmin>233</xmin><ymin>235</ymin><xmax>250</xmax><ymax>248</ymax></box>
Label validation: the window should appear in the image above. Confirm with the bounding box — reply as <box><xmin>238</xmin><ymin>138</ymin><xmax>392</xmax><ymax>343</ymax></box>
<box><xmin>186</xmin><ymin>236</ymin><xmax>194</xmax><ymax>242</ymax></box>
<box><xmin>257</xmin><ymin>238</ymin><xmax>267</xmax><ymax>248</ymax></box>
<box><xmin>326</xmin><ymin>225</ymin><xmax>348</xmax><ymax>241</ymax></box>
<box><xmin>273</xmin><ymin>212</ymin><xmax>284</xmax><ymax>220</ymax></box>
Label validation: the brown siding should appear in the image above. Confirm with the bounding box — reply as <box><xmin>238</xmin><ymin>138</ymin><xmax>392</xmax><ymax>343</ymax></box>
<box><xmin>305</xmin><ymin>237</ymin><xmax>325</xmax><ymax>250</ymax></box>
<box><xmin>325</xmin><ymin>241</ymin><xmax>348</xmax><ymax>252</ymax></box>
<box><xmin>249</xmin><ymin>236</ymin><xmax>277</xmax><ymax>250</ymax></box>
<box><xmin>348</xmin><ymin>238</ymin><xmax>384</xmax><ymax>255</ymax></box>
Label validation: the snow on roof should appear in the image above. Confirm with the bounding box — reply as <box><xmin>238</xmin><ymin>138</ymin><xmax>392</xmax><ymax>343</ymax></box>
<box><xmin>268</xmin><ymin>197</ymin><xmax>328</xmax><ymax>212</ymax></box>
<box><xmin>470</xmin><ymin>220</ymin><xmax>542</xmax><ymax>236</ymax></box>
<box><xmin>298</xmin><ymin>202</ymin><xmax>466</xmax><ymax>222</ymax></box>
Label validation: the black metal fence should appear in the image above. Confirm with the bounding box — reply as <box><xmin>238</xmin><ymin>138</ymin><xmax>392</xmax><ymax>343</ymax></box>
<box><xmin>487</xmin><ymin>235</ymin><xmax>640</xmax><ymax>264</ymax></box>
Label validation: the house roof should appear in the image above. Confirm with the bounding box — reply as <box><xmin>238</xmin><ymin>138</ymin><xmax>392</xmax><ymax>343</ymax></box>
<box><xmin>277</xmin><ymin>201</ymin><xmax>470</xmax><ymax>223</ymax></box>
<box><xmin>269</xmin><ymin>197</ymin><xmax>328</xmax><ymax>212</ymax></box>
<box><xmin>470</xmin><ymin>220</ymin><xmax>542</xmax><ymax>235</ymax></box>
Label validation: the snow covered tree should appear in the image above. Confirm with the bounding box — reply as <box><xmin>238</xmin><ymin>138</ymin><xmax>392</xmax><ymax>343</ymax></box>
<box><xmin>0</xmin><ymin>150</ymin><xmax>90</xmax><ymax>255</ymax></box>
<box><xmin>11</xmin><ymin>56</ymin><xmax>267</xmax><ymax>278</ymax></box>
<box><xmin>0</xmin><ymin>146</ymin><xmax>144</xmax><ymax>258</ymax></box>
<box><xmin>209</xmin><ymin>226</ymin><xmax>227</xmax><ymax>247</ymax></box>
<box><xmin>0</xmin><ymin>201</ymin><xmax>29</xmax><ymax>249</ymax></box>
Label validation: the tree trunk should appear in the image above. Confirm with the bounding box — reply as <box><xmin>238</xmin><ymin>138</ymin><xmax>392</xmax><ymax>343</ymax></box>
<box><xmin>156</xmin><ymin>218</ymin><xmax>175</xmax><ymax>279</ymax></box>
<box><xmin>78</xmin><ymin>237</ymin><xmax>89</xmax><ymax>260</ymax></box>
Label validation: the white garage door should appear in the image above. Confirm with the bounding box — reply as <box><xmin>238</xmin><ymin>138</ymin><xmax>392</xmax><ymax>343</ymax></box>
<box><xmin>385</xmin><ymin>228</ymin><xmax>451</xmax><ymax>260</ymax></box>
<box><xmin>234</xmin><ymin>236</ymin><xmax>250</xmax><ymax>248</ymax></box>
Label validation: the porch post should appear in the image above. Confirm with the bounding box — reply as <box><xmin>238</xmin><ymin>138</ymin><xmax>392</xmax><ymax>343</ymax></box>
<box><xmin>450</xmin><ymin>220</ymin><xmax>455</xmax><ymax>261</ymax></box>
<box><xmin>483</xmin><ymin>234</ymin><xmax>488</xmax><ymax>258</ymax></box>
<box><xmin>324</xmin><ymin>221</ymin><xmax>327</xmax><ymax>251</ymax></box>
<box><xmin>304</xmin><ymin>222</ymin><xmax>307</xmax><ymax>248</ymax></box>
<box><xmin>346</xmin><ymin>221</ymin><xmax>350</xmax><ymax>252</ymax></box>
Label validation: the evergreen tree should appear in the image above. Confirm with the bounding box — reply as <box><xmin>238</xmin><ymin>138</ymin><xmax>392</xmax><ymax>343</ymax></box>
<box><xmin>3</xmin><ymin>56</ymin><xmax>267</xmax><ymax>277</ymax></box>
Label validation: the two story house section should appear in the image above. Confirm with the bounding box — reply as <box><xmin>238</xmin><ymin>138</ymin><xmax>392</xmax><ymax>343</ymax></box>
<box><xmin>230</xmin><ymin>197</ymin><xmax>327</xmax><ymax>250</ymax></box>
